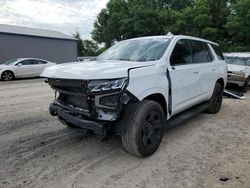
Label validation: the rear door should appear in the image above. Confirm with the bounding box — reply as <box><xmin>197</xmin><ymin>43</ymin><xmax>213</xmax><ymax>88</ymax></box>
<box><xmin>189</xmin><ymin>40</ymin><xmax>216</xmax><ymax>99</ymax></box>
<box><xmin>33</xmin><ymin>60</ymin><xmax>47</xmax><ymax>76</ymax></box>
<box><xmin>168</xmin><ymin>39</ymin><xmax>201</xmax><ymax>115</ymax></box>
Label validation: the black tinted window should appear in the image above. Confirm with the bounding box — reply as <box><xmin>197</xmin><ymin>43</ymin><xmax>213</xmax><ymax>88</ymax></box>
<box><xmin>31</xmin><ymin>60</ymin><xmax>40</xmax><ymax>65</ymax></box>
<box><xmin>203</xmin><ymin>43</ymin><xmax>214</xmax><ymax>61</ymax></box>
<box><xmin>170</xmin><ymin>39</ymin><xmax>192</xmax><ymax>65</ymax></box>
<box><xmin>39</xmin><ymin>60</ymin><xmax>47</xmax><ymax>64</ymax></box>
<box><xmin>190</xmin><ymin>40</ymin><xmax>210</xmax><ymax>63</ymax></box>
<box><xmin>20</xmin><ymin>60</ymin><xmax>33</xmax><ymax>65</ymax></box>
<box><xmin>211</xmin><ymin>44</ymin><xmax>224</xmax><ymax>60</ymax></box>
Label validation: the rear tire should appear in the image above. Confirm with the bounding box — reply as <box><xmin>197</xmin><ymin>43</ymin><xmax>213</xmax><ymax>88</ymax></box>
<box><xmin>242</xmin><ymin>77</ymin><xmax>249</xmax><ymax>93</ymax></box>
<box><xmin>206</xmin><ymin>83</ymin><xmax>223</xmax><ymax>114</ymax></box>
<box><xmin>121</xmin><ymin>100</ymin><xmax>165</xmax><ymax>158</ymax></box>
<box><xmin>1</xmin><ymin>71</ymin><xmax>14</xmax><ymax>81</ymax></box>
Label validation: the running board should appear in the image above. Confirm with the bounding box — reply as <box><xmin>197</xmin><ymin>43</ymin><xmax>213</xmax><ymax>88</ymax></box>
<box><xmin>223</xmin><ymin>89</ymin><xmax>245</xmax><ymax>100</ymax></box>
<box><xmin>166</xmin><ymin>102</ymin><xmax>209</xmax><ymax>129</ymax></box>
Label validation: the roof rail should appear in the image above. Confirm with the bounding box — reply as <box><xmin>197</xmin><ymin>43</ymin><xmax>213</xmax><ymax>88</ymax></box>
<box><xmin>166</xmin><ymin>32</ymin><xmax>174</xmax><ymax>38</ymax></box>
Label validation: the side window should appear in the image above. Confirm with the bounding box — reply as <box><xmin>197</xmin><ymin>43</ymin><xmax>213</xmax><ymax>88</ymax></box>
<box><xmin>211</xmin><ymin>44</ymin><xmax>225</xmax><ymax>60</ymax></box>
<box><xmin>31</xmin><ymin>60</ymin><xmax>40</xmax><ymax>65</ymax></box>
<box><xmin>170</xmin><ymin>39</ymin><xmax>192</xmax><ymax>66</ymax></box>
<box><xmin>39</xmin><ymin>60</ymin><xmax>47</xmax><ymax>64</ymax></box>
<box><xmin>20</xmin><ymin>60</ymin><xmax>32</xmax><ymax>65</ymax></box>
<box><xmin>190</xmin><ymin>40</ymin><xmax>209</xmax><ymax>63</ymax></box>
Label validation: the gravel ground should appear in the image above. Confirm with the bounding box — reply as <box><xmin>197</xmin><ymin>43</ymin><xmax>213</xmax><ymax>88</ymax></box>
<box><xmin>0</xmin><ymin>78</ymin><xmax>249</xmax><ymax>188</ymax></box>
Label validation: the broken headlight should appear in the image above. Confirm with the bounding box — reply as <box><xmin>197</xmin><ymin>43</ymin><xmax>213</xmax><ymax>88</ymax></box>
<box><xmin>88</xmin><ymin>78</ymin><xmax>128</xmax><ymax>93</ymax></box>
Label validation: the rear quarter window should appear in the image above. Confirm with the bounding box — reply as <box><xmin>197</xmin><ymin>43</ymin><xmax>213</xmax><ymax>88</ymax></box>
<box><xmin>203</xmin><ymin>42</ymin><xmax>214</xmax><ymax>62</ymax></box>
<box><xmin>211</xmin><ymin>44</ymin><xmax>225</xmax><ymax>60</ymax></box>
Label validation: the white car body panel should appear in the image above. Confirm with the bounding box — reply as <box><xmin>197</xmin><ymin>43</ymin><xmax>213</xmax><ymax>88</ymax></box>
<box><xmin>126</xmin><ymin>64</ymin><xmax>168</xmax><ymax>99</ymax></box>
<box><xmin>41</xmin><ymin>35</ymin><xmax>227</xmax><ymax>120</ymax></box>
<box><xmin>227</xmin><ymin>64</ymin><xmax>250</xmax><ymax>72</ymax></box>
<box><xmin>41</xmin><ymin>60</ymin><xmax>155</xmax><ymax>80</ymax></box>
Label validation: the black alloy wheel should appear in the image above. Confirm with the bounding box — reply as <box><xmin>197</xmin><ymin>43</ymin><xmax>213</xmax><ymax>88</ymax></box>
<box><xmin>1</xmin><ymin>71</ymin><xmax>14</xmax><ymax>81</ymax></box>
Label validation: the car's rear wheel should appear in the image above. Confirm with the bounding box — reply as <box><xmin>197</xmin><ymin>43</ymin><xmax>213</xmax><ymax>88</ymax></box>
<box><xmin>242</xmin><ymin>77</ymin><xmax>250</xmax><ymax>93</ymax></box>
<box><xmin>1</xmin><ymin>71</ymin><xmax>14</xmax><ymax>81</ymax></box>
<box><xmin>121</xmin><ymin>100</ymin><xmax>165</xmax><ymax>157</ymax></box>
<box><xmin>206</xmin><ymin>82</ymin><xmax>223</xmax><ymax>114</ymax></box>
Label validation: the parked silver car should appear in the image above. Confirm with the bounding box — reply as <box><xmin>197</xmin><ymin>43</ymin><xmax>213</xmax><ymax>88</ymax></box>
<box><xmin>0</xmin><ymin>58</ymin><xmax>56</xmax><ymax>81</ymax></box>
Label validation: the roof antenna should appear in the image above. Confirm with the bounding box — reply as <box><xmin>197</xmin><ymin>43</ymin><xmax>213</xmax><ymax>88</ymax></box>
<box><xmin>166</xmin><ymin>32</ymin><xmax>174</xmax><ymax>38</ymax></box>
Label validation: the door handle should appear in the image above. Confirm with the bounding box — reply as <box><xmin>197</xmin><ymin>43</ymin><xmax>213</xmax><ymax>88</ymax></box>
<box><xmin>193</xmin><ymin>71</ymin><xmax>199</xmax><ymax>74</ymax></box>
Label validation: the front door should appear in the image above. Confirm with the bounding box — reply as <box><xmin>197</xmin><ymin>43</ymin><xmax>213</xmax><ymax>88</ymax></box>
<box><xmin>15</xmin><ymin>60</ymin><xmax>36</xmax><ymax>77</ymax></box>
<box><xmin>168</xmin><ymin>39</ymin><xmax>201</xmax><ymax>115</ymax></box>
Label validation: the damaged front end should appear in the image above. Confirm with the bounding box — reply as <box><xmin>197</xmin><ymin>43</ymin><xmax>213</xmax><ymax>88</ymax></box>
<box><xmin>48</xmin><ymin>78</ymin><xmax>131</xmax><ymax>135</ymax></box>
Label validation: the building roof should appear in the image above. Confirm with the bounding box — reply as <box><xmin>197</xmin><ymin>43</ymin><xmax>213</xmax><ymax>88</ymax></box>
<box><xmin>0</xmin><ymin>24</ymin><xmax>77</xmax><ymax>41</ymax></box>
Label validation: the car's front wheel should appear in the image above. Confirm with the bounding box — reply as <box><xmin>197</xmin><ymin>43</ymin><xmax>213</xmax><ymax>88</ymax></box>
<box><xmin>121</xmin><ymin>100</ymin><xmax>165</xmax><ymax>157</ymax></box>
<box><xmin>1</xmin><ymin>71</ymin><xmax>14</xmax><ymax>81</ymax></box>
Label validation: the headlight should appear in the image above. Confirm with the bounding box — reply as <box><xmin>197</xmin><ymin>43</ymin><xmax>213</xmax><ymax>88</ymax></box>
<box><xmin>232</xmin><ymin>71</ymin><xmax>245</xmax><ymax>76</ymax></box>
<box><xmin>88</xmin><ymin>78</ymin><xmax>128</xmax><ymax>93</ymax></box>
<box><xmin>228</xmin><ymin>71</ymin><xmax>246</xmax><ymax>81</ymax></box>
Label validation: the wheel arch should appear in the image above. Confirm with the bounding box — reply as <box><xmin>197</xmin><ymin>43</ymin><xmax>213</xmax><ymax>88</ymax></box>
<box><xmin>113</xmin><ymin>92</ymin><xmax>168</xmax><ymax>136</ymax></box>
<box><xmin>1</xmin><ymin>70</ymin><xmax>15</xmax><ymax>78</ymax></box>
<box><xmin>216</xmin><ymin>78</ymin><xmax>224</xmax><ymax>89</ymax></box>
<box><xmin>144</xmin><ymin>93</ymin><xmax>168</xmax><ymax>117</ymax></box>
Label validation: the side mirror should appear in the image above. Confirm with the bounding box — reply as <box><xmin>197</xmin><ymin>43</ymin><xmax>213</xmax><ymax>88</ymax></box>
<box><xmin>17</xmin><ymin>63</ymin><xmax>22</xmax><ymax>67</ymax></box>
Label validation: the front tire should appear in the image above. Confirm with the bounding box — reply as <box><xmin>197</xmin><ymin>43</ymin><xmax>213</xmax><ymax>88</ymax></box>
<box><xmin>1</xmin><ymin>71</ymin><xmax>14</xmax><ymax>81</ymax></box>
<box><xmin>206</xmin><ymin>83</ymin><xmax>223</xmax><ymax>114</ymax></box>
<box><xmin>121</xmin><ymin>100</ymin><xmax>165</xmax><ymax>158</ymax></box>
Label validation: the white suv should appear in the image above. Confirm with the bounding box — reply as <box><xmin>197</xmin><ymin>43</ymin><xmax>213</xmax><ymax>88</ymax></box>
<box><xmin>41</xmin><ymin>34</ymin><xmax>227</xmax><ymax>157</ymax></box>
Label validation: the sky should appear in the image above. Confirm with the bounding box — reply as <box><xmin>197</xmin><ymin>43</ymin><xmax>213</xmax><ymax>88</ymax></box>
<box><xmin>0</xmin><ymin>0</ymin><xmax>109</xmax><ymax>39</ymax></box>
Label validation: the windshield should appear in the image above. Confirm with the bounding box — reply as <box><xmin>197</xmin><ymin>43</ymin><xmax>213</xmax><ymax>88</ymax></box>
<box><xmin>4</xmin><ymin>59</ymin><xmax>18</xmax><ymax>65</ymax></box>
<box><xmin>97</xmin><ymin>38</ymin><xmax>170</xmax><ymax>62</ymax></box>
<box><xmin>225</xmin><ymin>56</ymin><xmax>250</xmax><ymax>66</ymax></box>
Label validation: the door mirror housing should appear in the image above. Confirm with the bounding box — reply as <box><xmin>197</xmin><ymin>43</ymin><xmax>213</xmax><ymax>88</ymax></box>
<box><xmin>17</xmin><ymin>63</ymin><xmax>22</xmax><ymax>67</ymax></box>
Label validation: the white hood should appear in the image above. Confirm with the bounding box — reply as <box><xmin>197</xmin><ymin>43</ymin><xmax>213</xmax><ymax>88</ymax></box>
<box><xmin>227</xmin><ymin>64</ymin><xmax>247</xmax><ymax>72</ymax></box>
<box><xmin>41</xmin><ymin>60</ymin><xmax>155</xmax><ymax>80</ymax></box>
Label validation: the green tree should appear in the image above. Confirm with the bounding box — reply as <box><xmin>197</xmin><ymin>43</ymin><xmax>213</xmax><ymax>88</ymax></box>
<box><xmin>82</xmin><ymin>40</ymin><xmax>99</xmax><ymax>56</ymax></box>
<box><xmin>226</xmin><ymin>0</ymin><xmax>250</xmax><ymax>44</ymax></box>
<box><xmin>92</xmin><ymin>0</ymin><xmax>193</xmax><ymax>47</ymax></box>
<box><xmin>92</xmin><ymin>0</ymin><xmax>250</xmax><ymax>51</ymax></box>
<box><xmin>164</xmin><ymin>0</ymin><xmax>217</xmax><ymax>39</ymax></box>
<box><xmin>73</xmin><ymin>31</ymin><xmax>85</xmax><ymax>56</ymax></box>
<box><xmin>73</xmin><ymin>32</ymin><xmax>99</xmax><ymax>56</ymax></box>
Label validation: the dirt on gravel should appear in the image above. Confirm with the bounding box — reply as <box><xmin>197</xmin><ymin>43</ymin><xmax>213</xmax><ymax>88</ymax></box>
<box><xmin>0</xmin><ymin>78</ymin><xmax>249</xmax><ymax>188</ymax></box>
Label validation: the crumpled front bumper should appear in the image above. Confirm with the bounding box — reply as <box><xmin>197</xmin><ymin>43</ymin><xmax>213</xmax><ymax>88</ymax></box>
<box><xmin>49</xmin><ymin>102</ymin><xmax>107</xmax><ymax>135</ymax></box>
